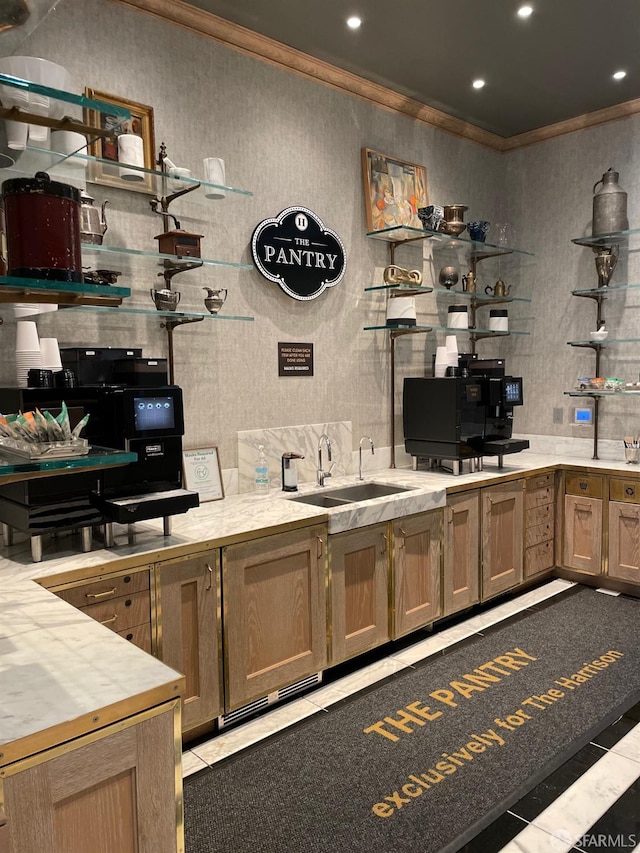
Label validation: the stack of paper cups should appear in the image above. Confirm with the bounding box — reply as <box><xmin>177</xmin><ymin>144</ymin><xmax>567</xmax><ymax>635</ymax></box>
<box><xmin>434</xmin><ymin>346</ymin><xmax>448</xmax><ymax>378</ymax></box>
<box><xmin>445</xmin><ymin>334</ymin><xmax>459</xmax><ymax>368</ymax></box>
<box><xmin>117</xmin><ymin>134</ymin><xmax>145</xmax><ymax>181</ymax></box>
<box><xmin>203</xmin><ymin>157</ymin><xmax>226</xmax><ymax>199</ymax></box>
<box><xmin>40</xmin><ymin>338</ymin><xmax>63</xmax><ymax>371</ymax></box>
<box><xmin>15</xmin><ymin>321</ymin><xmax>41</xmax><ymax>387</ymax></box>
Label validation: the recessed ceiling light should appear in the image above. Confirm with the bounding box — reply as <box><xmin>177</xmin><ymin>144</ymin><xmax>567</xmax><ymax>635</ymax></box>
<box><xmin>472</xmin><ymin>79</ymin><xmax>485</xmax><ymax>90</ymax></box>
<box><xmin>517</xmin><ymin>5</ymin><xmax>534</xmax><ymax>18</ymax></box>
<box><xmin>346</xmin><ymin>16</ymin><xmax>362</xmax><ymax>29</ymax></box>
<box><xmin>613</xmin><ymin>70</ymin><xmax>627</xmax><ymax>80</ymax></box>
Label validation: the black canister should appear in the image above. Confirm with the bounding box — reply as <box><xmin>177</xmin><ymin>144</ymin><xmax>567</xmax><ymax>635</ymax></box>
<box><xmin>3</xmin><ymin>171</ymin><xmax>83</xmax><ymax>282</ymax></box>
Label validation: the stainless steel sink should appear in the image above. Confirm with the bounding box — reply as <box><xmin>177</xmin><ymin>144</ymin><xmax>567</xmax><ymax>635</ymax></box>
<box><xmin>324</xmin><ymin>482</ymin><xmax>412</xmax><ymax>501</ymax></box>
<box><xmin>289</xmin><ymin>482</ymin><xmax>412</xmax><ymax>508</ymax></box>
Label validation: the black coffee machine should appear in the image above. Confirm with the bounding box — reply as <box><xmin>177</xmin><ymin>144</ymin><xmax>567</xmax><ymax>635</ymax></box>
<box><xmin>0</xmin><ymin>369</ymin><xmax>198</xmax><ymax>561</ymax></box>
<box><xmin>403</xmin><ymin>357</ymin><xmax>529</xmax><ymax>475</ymax></box>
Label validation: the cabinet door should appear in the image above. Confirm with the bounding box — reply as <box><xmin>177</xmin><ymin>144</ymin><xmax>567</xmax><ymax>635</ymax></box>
<box><xmin>2</xmin><ymin>702</ymin><xmax>181</xmax><ymax>853</ymax></box>
<box><xmin>329</xmin><ymin>523</ymin><xmax>389</xmax><ymax>665</ymax></box>
<box><xmin>481</xmin><ymin>480</ymin><xmax>524</xmax><ymax>600</ymax></box>
<box><xmin>393</xmin><ymin>511</ymin><xmax>442</xmax><ymax>637</ymax></box>
<box><xmin>608</xmin><ymin>500</ymin><xmax>640</xmax><ymax>583</ymax></box>
<box><xmin>222</xmin><ymin>524</ymin><xmax>327</xmax><ymax>711</ymax></box>
<box><xmin>563</xmin><ymin>494</ymin><xmax>603</xmax><ymax>574</ymax></box>
<box><xmin>443</xmin><ymin>491</ymin><xmax>480</xmax><ymax>616</ymax></box>
<box><xmin>157</xmin><ymin>551</ymin><xmax>222</xmax><ymax>732</ymax></box>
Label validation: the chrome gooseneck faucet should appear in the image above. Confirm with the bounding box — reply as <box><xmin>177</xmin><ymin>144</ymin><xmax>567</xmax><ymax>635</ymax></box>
<box><xmin>317</xmin><ymin>433</ymin><xmax>334</xmax><ymax>486</ymax></box>
<box><xmin>358</xmin><ymin>435</ymin><xmax>375</xmax><ymax>481</ymax></box>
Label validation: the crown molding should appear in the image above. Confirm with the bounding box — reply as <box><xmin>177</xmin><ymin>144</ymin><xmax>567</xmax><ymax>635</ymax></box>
<box><xmin>112</xmin><ymin>0</ymin><xmax>640</xmax><ymax>153</ymax></box>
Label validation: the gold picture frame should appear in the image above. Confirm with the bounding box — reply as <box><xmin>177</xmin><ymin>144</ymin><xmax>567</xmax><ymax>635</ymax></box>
<box><xmin>183</xmin><ymin>446</ymin><xmax>225</xmax><ymax>502</ymax></box>
<box><xmin>361</xmin><ymin>148</ymin><xmax>428</xmax><ymax>233</ymax></box>
<box><xmin>83</xmin><ymin>89</ymin><xmax>156</xmax><ymax>194</ymax></box>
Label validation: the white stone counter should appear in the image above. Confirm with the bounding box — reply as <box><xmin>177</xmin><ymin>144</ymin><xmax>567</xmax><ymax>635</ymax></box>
<box><xmin>0</xmin><ymin>576</ymin><xmax>184</xmax><ymax>766</ymax></box>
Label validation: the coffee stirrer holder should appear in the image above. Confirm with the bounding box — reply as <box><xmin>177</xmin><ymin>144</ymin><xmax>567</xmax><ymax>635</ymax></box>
<box><xmin>150</xmin><ymin>142</ymin><xmax>204</xmax><ymax>383</ymax></box>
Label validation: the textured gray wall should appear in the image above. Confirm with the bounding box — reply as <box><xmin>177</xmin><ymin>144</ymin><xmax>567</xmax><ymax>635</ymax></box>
<box><xmin>3</xmin><ymin>0</ymin><xmax>637</xmax><ymax>466</ymax></box>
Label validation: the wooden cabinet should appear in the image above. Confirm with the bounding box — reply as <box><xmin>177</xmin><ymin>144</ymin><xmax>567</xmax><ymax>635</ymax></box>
<box><xmin>156</xmin><ymin>551</ymin><xmax>222</xmax><ymax>733</ymax></box>
<box><xmin>329</xmin><ymin>523</ymin><xmax>390</xmax><ymax>666</ymax></box>
<box><xmin>524</xmin><ymin>472</ymin><xmax>556</xmax><ymax>578</ymax></box>
<box><xmin>393</xmin><ymin>510</ymin><xmax>442</xmax><ymax>637</ymax></box>
<box><xmin>51</xmin><ymin>567</ymin><xmax>152</xmax><ymax>653</ymax></box>
<box><xmin>1</xmin><ymin>701</ymin><xmax>182</xmax><ymax>853</ymax></box>
<box><xmin>222</xmin><ymin>524</ymin><xmax>327</xmax><ymax>711</ymax></box>
<box><xmin>563</xmin><ymin>473</ymin><xmax>603</xmax><ymax>575</ymax></box>
<box><xmin>481</xmin><ymin>479</ymin><xmax>524</xmax><ymax>600</ymax></box>
<box><xmin>443</xmin><ymin>491</ymin><xmax>480</xmax><ymax>616</ymax></box>
<box><xmin>608</xmin><ymin>477</ymin><xmax>640</xmax><ymax>583</ymax></box>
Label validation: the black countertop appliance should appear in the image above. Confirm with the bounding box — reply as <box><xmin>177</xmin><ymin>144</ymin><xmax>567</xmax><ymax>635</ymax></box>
<box><xmin>402</xmin><ymin>357</ymin><xmax>529</xmax><ymax>475</ymax></box>
<box><xmin>0</xmin><ymin>382</ymin><xmax>198</xmax><ymax>561</ymax></box>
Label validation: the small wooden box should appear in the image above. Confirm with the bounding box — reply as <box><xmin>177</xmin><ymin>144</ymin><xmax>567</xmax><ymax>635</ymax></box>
<box><xmin>155</xmin><ymin>229</ymin><xmax>203</xmax><ymax>258</ymax></box>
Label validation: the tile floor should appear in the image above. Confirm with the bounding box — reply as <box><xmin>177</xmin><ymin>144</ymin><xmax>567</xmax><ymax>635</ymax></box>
<box><xmin>182</xmin><ymin>578</ymin><xmax>640</xmax><ymax>852</ymax></box>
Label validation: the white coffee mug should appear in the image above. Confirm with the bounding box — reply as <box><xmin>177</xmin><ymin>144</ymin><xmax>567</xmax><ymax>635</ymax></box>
<box><xmin>50</xmin><ymin>130</ymin><xmax>88</xmax><ymax>169</ymax></box>
<box><xmin>203</xmin><ymin>157</ymin><xmax>226</xmax><ymax>199</ymax></box>
<box><xmin>169</xmin><ymin>166</ymin><xmax>192</xmax><ymax>193</ymax></box>
<box><xmin>117</xmin><ymin>134</ymin><xmax>145</xmax><ymax>181</ymax></box>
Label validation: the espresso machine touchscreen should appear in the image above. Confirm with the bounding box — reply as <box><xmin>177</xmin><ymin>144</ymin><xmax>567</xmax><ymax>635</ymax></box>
<box><xmin>402</xmin><ymin>358</ymin><xmax>529</xmax><ymax>475</ymax></box>
<box><xmin>134</xmin><ymin>396</ymin><xmax>175</xmax><ymax>432</ymax></box>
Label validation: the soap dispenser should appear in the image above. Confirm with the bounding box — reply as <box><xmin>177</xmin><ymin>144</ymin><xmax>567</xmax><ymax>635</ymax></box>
<box><xmin>281</xmin><ymin>452</ymin><xmax>304</xmax><ymax>492</ymax></box>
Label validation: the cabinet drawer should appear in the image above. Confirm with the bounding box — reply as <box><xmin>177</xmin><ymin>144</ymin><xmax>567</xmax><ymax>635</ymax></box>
<box><xmin>55</xmin><ymin>571</ymin><xmax>150</xmax><ymax>608</ymax></box>
<box><xmin>81</xmin><ymin>590</ymin><xmax>150</xmax><ymax>633</ymax></box>
<box><xmin>609</xmin><ymin>478</ymin><xmax>640</xmax><ymax>503</ymax></box>
<box><xmin>526</xmin><ymin>501</ymin><xmax>553</xmax><ymax>528</ymax></box>
<box><xmin>526</xmin><ymin>486</ymin><xmax>553</xmax><ymax>510</ymax></box>
<box><xmin>525</xmin><ymin>540</ymin><xmax>554</xmax><ymax>577</ymax></box>
<box><xmin>525</xmin><ymin>519</ymin><xmax>554</xmax><ymax>548</ymax></box>
<box><xmin>117</xmin><ymin>622</ymin><xmax>152</xmax><ymax>653</ymax></box>
<box><xmin>526</xmin><ymin>472</ymin><xmax>554</xmax><ymax>492</ymax></box>
<box><xmin>565</xmin><ymin>473</ymin><xmax>603</xmax><ymax>498</ymax></box>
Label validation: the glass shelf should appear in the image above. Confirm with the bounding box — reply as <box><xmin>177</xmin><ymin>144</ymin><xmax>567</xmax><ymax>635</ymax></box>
<box><xmin>363</xmin><ymin>284</ymin><xmax>531</xmax><ymax>303</ymax></box>
<box><xmin>0</xmin><ymin>74</ymin><xmax>131</xmax><ymax>118</ymax></box>
<box><xmin>571</xmin><ymin>228</ymin><xmax>640</xmax><ymax>250</ymax></box>
<box><xmin>568</xmin><ymin>338</ymin><xmax>640</xmax><ymax>346</ymax></box>
<box><xmin>364</xmin><ymin>283</ymin><xmax>434</xmax><ymax>295</ymax></box>
<box><xmin>362</xmin><ymin>324</ymin><xmax>529</xmax><ymax>336</ymax></box>
<box><xmin>564</xmin><ymin>390</ymin><xmax>640</xmax><ymax>397</ymax></box>
<box><xmin>0</xmin><ymin>274</ymin><xmax>130</xmax><ymax>306</ymax></box>
<box><xmin>63</xmin><ymin>304</ymin><xmax>254</xmax><ymax>322</ymax></box>
<box><xmin>82</xmin><ymin>243</ymin><xmax>254</xmax><ymax>274</ymax></box>
<box><xmin>19</xmin><ymin>146</ymin><xmax>253</xmax><ymax>199</ymax></box>
<box><xmin>572</xmin><ymin>283</ymin><xmax>640</xmax><ymax>296</ymax></box>
<box><xmin>0</xmin><ymin>446</ymin><xmax>136</xmax><ymax>483</ymax></box>
<box><xmin>366</xmin><ymin>224</ymin><xmax>534</xmax><ymax>257</ymax></box>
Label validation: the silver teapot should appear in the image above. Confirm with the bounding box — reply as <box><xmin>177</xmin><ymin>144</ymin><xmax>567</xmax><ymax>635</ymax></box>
<box><xmin>80</xmin><ymin>190</ymin><xmax>108</xmax><ymax>245</ymax></box>
<box><xmin>203</xmin><ymin>286</ymin><xmax>227</xmax><ymax>314</ymax></box>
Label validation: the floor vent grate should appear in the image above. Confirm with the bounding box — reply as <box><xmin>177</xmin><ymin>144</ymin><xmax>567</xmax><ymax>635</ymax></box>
<box><xmin>218</xmin><ymin>673</ymin><xmax>322</xmax><ymax>729</ymax></box>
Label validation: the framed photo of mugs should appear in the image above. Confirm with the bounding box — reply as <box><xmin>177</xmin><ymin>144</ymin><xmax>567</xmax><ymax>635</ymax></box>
<box><xmin>83</xmin><ymin>90</ymin><xmax>156</xmax><ymax>194</ymax></box>
<box><xmin>183</xmin><ymin>446</ymin><xmax>225</xmax><ymax>502</ymax></box>
<box><xmin>361</xmin><ymin>148</ymin><xmax>428</xmax><ymax>233</ymax></box>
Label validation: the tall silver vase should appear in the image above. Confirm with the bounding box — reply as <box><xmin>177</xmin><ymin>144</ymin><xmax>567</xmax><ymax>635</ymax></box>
<box><xmin>594</xmin><ymin>248</ymin><xmax>618</xmax><ymax>287</ymax></box>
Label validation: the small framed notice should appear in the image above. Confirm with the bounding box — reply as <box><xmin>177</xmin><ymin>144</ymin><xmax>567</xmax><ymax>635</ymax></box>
<box><xmin>278</xmin><ymin>342</ymin><xmax>314</xmax><ymax>376</ymax></box>
<box><xmin>183</xmin><ymin>447</ymin><xmax>224</xmax><ymax>502</ymax></box>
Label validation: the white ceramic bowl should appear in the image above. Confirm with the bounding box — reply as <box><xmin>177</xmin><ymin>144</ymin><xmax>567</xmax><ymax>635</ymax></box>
<box><xmin>590</xmin><ymin>330</ymin><xmax>609</xmax><ymax>342</ymax></box>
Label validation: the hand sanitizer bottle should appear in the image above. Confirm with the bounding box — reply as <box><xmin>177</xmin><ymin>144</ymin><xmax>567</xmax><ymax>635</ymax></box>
<box><xmin>254</xmin><ymin>445</ymin><xmax>269</xmax><ymax>493</ymax></box>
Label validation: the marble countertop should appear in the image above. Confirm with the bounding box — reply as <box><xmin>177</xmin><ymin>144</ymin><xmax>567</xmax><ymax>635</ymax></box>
<box><xmin>0</xmin><ymin>575</ymin><xmax>184</xmax><ymax>766</ymax></box>
<box><xmin>1</xmin><ymin>446</ymin><xmax>636</xmax><ymax>764</ymax></box>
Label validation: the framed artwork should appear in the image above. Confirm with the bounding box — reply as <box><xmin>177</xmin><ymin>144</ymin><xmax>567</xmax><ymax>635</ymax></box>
<box><xmin>83</xmin><ymin>89</ymin><xmax>156</xmax><ymax>194</ymax></box>
<box><xmin>361</xmin><ymin>148</ymin><xmax>428</xmax><ymax>232</ymax></box>
<box><xmin>183</xmin><ymin>447</ymin><xmax>225</xmax><ymax>502</ymax></box>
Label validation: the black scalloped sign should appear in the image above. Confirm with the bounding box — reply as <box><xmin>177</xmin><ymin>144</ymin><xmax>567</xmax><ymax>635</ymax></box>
<box><xmin>251</xmin><ymin>207</ymin><xmax>346</xmax><ymax>301</ymax></box>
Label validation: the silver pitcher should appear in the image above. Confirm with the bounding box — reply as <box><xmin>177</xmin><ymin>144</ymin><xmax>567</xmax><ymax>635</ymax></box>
<box><xmin>203</xmin><ymin>286</ymin><xmax>227</xmax><ymax>314</ymax></box>
<box><xmin>150</xmin><ymin>287</ymin><xmax>181</xmax><ymax>311</ymax></box>
<box><xmin>80</xmin><ymin>190</ymin><xmax>108</xmax><ymax>245</ymax></box>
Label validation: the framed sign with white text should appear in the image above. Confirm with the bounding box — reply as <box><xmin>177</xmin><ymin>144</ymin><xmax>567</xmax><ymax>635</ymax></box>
<box><xmin>183</xmin><ymin>447</ymin><xmax>224</xmax><ymax>502</ymax></box>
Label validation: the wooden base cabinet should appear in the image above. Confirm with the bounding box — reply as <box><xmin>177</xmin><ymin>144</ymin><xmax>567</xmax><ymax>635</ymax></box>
<box><xmin>329</xmin><ymin>523</ymin><xmax>390</xmax><ymax>665</ymax></box>
<box><xmin>222</xmin><ymin>524</ymin><xmax>327</xmax><ymax>711</ymax></box>
<box><xmin>443</xmin><ymin>491</ymin><xmax>480</xmax><ymax>616</ymax></box>
<box><xmin>524</xmin><ymin>472</ymin><xmax>556</xmax><ymax>578</ymax></box>
<box><xmin>481</xmin><ymin>480</ymin><xmax>524</xmax><ymax>600</ymax></box>
<box><xmin>156</xmin><ymin>551</ymin><xmax>222</xmax><ymax>732</ymax></box>
<box><xmin>393</xmin><ymin>511</ymin><xmax>442</xmax><ymax>637</ymax></box>
<box><xmin>609</xmin><ymin>499</ymin><xmax>640</xmax><ymax>583</ymax></box>
<box><xmin>0</xmin><ymin>701</ymin><xmax>182</xmax><ymax>853</ymax></box>
<box><xmin>563</xmin><ymin>474</ymin><xmax>603</xmax><ymax>575</ymax></box>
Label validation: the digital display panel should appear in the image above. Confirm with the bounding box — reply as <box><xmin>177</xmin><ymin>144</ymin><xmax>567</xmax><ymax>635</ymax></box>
<box><xmin>133</xmin><ymin>396</ymin><xmax>175</xmax><ymax>432</ymax></box>
<box><xmin>503</xmin><ymin>379</ymin><xmax>523</xmax><ymax>405</ymax></box>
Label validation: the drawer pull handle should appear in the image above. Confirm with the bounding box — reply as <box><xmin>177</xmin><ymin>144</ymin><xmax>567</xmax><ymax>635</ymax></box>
<box><xmin>100</xmin><ymin>615</ymin><xmax>117</xmax><ymax>625</ymax></box>
<box><xmin>575</xmin><ymin>502</ymin><xmax>592</xmax><ymax>510</ymax></box>
<box><xmin>625</xmin><ymin>487</ymin><xmax>635</xmax><ymax>497</ymax></box>
<box><xmin>85</xmin><ymin>587</ymin><xmax>116</xmax><ymax>600</ymax></box>
<box><xmin>317</xmin><ymin>536</ymin><xmax>324</xmax><ymax>558</ymax></box>
<box><xmin>206</xmin><ymin>563</ymin><xmax>213</xmax><ymax>590</ymax></box>
<box><xmin>380</xmin><ymin>532</ymin><xmax>388</xmax><ymax>554</ymax></box>
<box><xmin>579</xmin><ymin>481</ymin><xmax>588</xmax><ymax>490</ymax></box>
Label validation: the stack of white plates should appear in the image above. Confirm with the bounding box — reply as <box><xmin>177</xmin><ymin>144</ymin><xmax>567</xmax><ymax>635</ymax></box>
<box><xmin>15</xmin><ymin>321</ymin><xmax>42</xmax><ymax>387</ymax></box>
